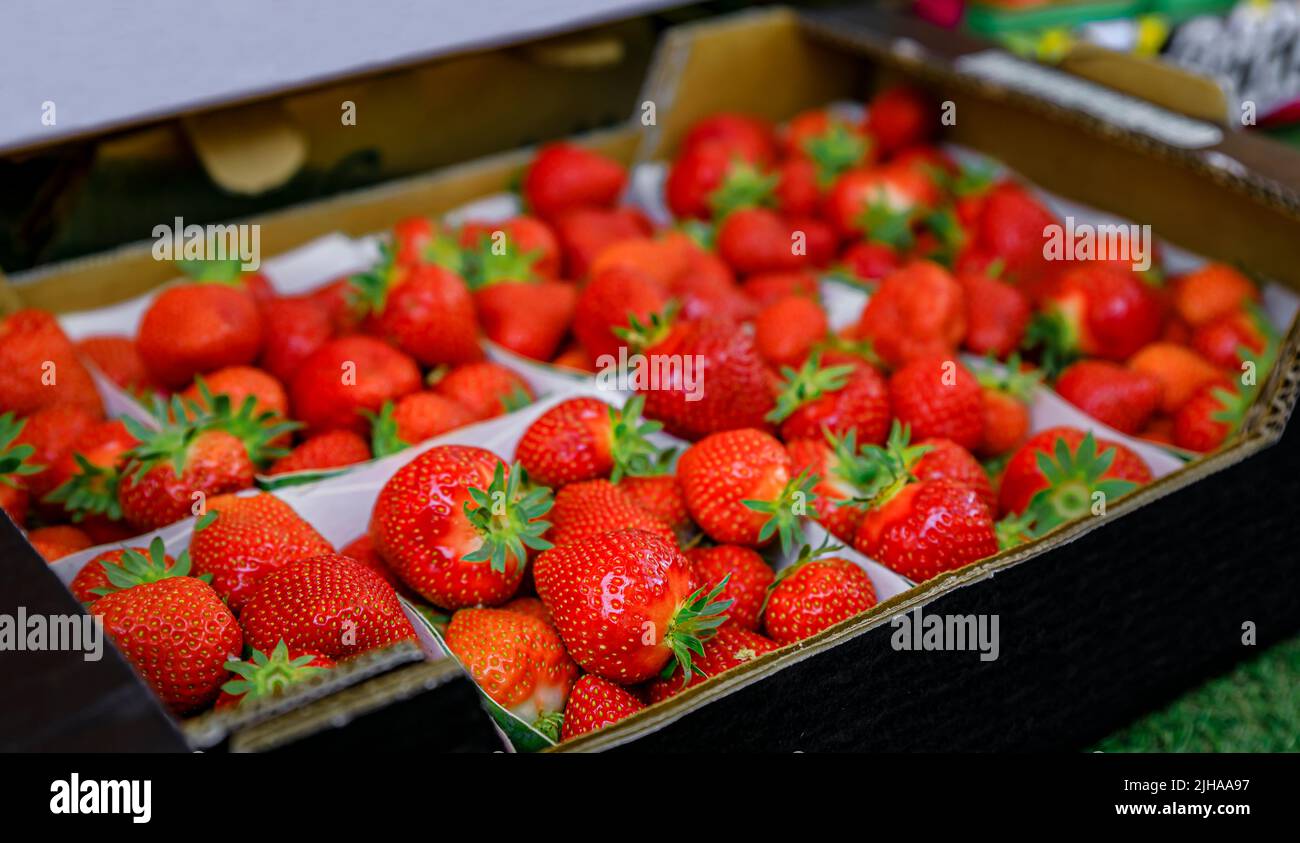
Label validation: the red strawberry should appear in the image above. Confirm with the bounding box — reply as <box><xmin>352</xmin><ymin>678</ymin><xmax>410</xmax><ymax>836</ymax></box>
<box><xmin>754</xmin><ymin>294</ymin><xmax>828</xmax><ymax>369</ymax></box>
<box><xmin>548</xmin><ymin>479</ymin><xmax>675</xmax><ymax>547</ymax></box>
<box><xmin>392</xmin><ymin>215</ymin><xmax>453</xmax><ymax>267</ymax></box>
<box><xmin>1055</xmin><ymin>360</ymin><xmax>1162</xmax><ymax>435</ymax></box>
<box><xmin>181</xmin><ymin>365</ymin><xmax>288</xmax><ymax>423</ymax></box>
<box><xmin>741</xmin><ymin>270</ymin><xmax>819</xmax><ymax>307</ymax></box>
<box><xmin>445</xmin><ymin>607</ymin><xmax>578</xmax><ymax>738</ymax></box>
<box><xmin>515</xmin><ymin>395</ymin><xmax>663</xmax><ymax>488</ymax></box>
<box><xmin>0</xmin><ymin>412</ymin><xmax>41</xmax><ymax>526</ymax></box>
<box><xmin>216</xmin><ymin>642</ymin><xmax>335</xmax><ymax>710</ymax></box>
<box><xmin>1191</xmin><ymin>308</ymin><xmax>1270</xmax><ymax>370</ymax></box>
<box><xmin>474</xmin><ymin>280</ymin><xmax>576</xmax><ymax>362</ymax></box>
<box><xmin>503</xmin><ymin>595</ymin><xmax>554</xmax><ymax>626</ymax></box>
<box><xmin>256</xmin><ymin>296</ymin><xmax>334</xmax><ymax>386</ymax></box>
<box><xmin>1028</xmin><ymin>264</ymin><xmax>1164</xmax><ymax>373</ymax></box>
<box><xmin>351</xmin><ymin>252</ymin><xmax>482</xmax><ymax>367</ymax></box>
<box><xmin>561</xmin><ymin>674</ymin><xmax>645</xmax><ymax>741</ymax></box>
<box><xmin>865</xmin><ymin>85</ymin><xmax>934</xmax><ymax>157</ymax></box>
<box><xmin>572</xmin><ymin>265</ymin><xmax>669</xmax><ymax>365</ymax></box>
<box><xmin>339</xmin><ymin>533</ymin><xmax>401</xmax><ymax>588</ymax></box>
<box><xmin>0</xmin><ymin>309</ymin><xmax>104</xmax><ymax>416</ymax></box>
<box><xmin>1171</xmin><ymin>263</ymin><xmax>1257</xmax><ymax>327</ymax></box>
<box><xmin>41</xmin><ymin>419</ymin><xmax>138</xmax><ymax>524</ymax></box>
<box><xmin>678</xmin><ymin>428</ymin><xmax>811</xmax><ymax>551</ymax></box>
<box><xmin>368</xmin><ymin>392</ymin><xmax>474</xmax><ymax>458</ymax></box>
<box><xmin>824</xmin><ymin>162</ymin><xmax>939</xmax><ymax>241</ymax></box>
<box><xmin>12</xmin><ymin>403</ymin><xmax>98</xmax><ymax>502</ymax></box>
<box><xmin>68</xmin><ymin>537</ymin><xmax>186</xmax><ymax>603</ymax></box>
<box><xmin>889</xmin><ymin>354</ymin><xmax>985</xmax><ymax>451</ymax></box>
<box><xmin>840</xmin><ymin>240</ymin><xmax>902</xmax><ymax>283</ymax></box>
<box><xmin>688</xmin><ymin>545</ymin><xmax>774</xmax><ymax>632</ymax></box>
<box><xmin>666</xmin><ymin>143</ymin><xmax>772</xmax><ymax>221</ymax></box>
<box><xmin>370</xmin><ymin>446</ymin><xmax>552</xmax><ymax>609</ymax></box>
<box><xmin>716</xmin><ymin>208</ymin><xmax>820</xmax><ymax>275</ymax></box>
<box><xmin>763</xmin><ymin>544</ymin><xmax>877</xmax><ymax>644</ymax></box>
<box><xmin>239</xmin><ymin>553</ymin><xmax>415</xmax><ymax>658</ymax></box>
<box><xmin>93</xmin><ymin>575</ymin><xmax>242</xmax><ymax>713</ymax></box>
<box><xmin>533</xmin><ymin>528</ymin><xmax>730</xmax><ymax>684</ymax></box>
<box><xmin>459</xmin><ymin>215</ymin><xmax>561</xmax><ymax>279</ymax></box>
<box><xmin>969</xmin><ymin>181</ymin><xmax>1057</xmax><ymax>285</ymax></box>
<box><xmin>786</xmin><ymin>434</ymin><xmax>870</xmax><ymax>544</ymax></box>
<box><xmin>26</xmin><ymin>525</ymin><xmax>93</xmax><ymax>561</ymax></box>
<box><xmin>1173</xmin><ymin>383</ymin><xmax>1251</xmax><ymax>452</ymax></box>
<box><xmin>767</xmin><ymin>353</ymin><xmax>891</xmax><ymax>444</ymax></box>
<box><xmin>850</xmin><ymin>261</ymin><xmax>966</xmax><ymax>369</ymax></box>
<box><xmin>997</xmin><ymin>427</ymin><xmax>1152</xmax><ymax>519</ymax></box>
<box><xmin>913</xmin><ymin>436</ymin><xmax>996</xmax><ymax>513</ymax></box>
<box><xmin>552</xmin><ymin>207</ymin><xmax>653</xmax><ymax>280</ymax></box>
<box><xmin>1128</xmin><ymin>342</ymin><xmax>1226</xmax><ymax>415</ymax></box>
<box><xmin>976</xmin><ymin>360</ymin><xmax>1039</xmax><ymax>457</ymax></box>
<box><xmin>616</xmin><ymin>474</ymin><xmax>690</xmax><ymax>533</ymax></box>
<box><xmin>959</xmin><ymin>268</ymin><xmax>1031</xmax><ymax>358</ymax></box>
<box><xmin>290</xmin><ymin>336</ymin><xmax>421</xmax><ymax>435</ymax></box>
<box><xmin>268</xmin><ymin>429</ymin><xmax>370</xmax><ymax>475</ymax></box>
<box><xmin>523</xmin><ymin>143</ymin><xmax>627</xmax><ymax>221</ymax></box>
<box><xmin>137</xmin><ymin>284</ymin><xmax>264</xmax><ymax>389</ymax></box>
<box><xmin>645</xmin><ymin>623</ymin><xmax>778</xmax><ymax>702</ymax></box>
<box><xmin>433</xmin><ymin>362</ymin><xmax>534</xmax><ymax>422</ymax></box>
<box><xmin>188</xmin><ymin>491</ymin><xmax>334</xmax><ymax>612</ymax></box>
<box><xmin>76</xmin><ymin>335</ymin><xmax>156</xmax><ymax>394</ymax></box>
<box><xmin>681</xmin><ymin>113</ymin><xmax>777</xmax><ymax>164</ymax></box>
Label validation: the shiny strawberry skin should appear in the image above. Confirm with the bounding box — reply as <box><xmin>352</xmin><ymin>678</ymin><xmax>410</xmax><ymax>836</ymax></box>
<box><xmin>117</xmin><ymin>430</ymin><xmax>255</xmax><ymax>531</ymax></box>
<box><xmin>1173</xmin><ymin>386</ymin><xmax>1237</xmax><ymax>452</ymax></box>
<box><xmin>763</xmin><ymin>557</ymin><xmax>877</xmax><ymax>644</ymax></box>
<box><xmin>889</xmin><ymin>355</ymin><xmax>985</xmax><ymax>451</ymax></box>
<box><xmin>93</xmin><ymin>577</ymin><xmax>242</xmax><ymax>714</ymax></box>
<box><xmin>561</xmin><ymin>674</ymin><xmax>645</xmax><ymax>741</ymax></box>
<box><xmin>444</xmin><ymin>607</ymin><xmax>578</xmax><ymax>723</ymax></box>
<box><xmin>786</xmin><ymin>437</ymin><xmax>864</xmax><ymax>544</ymax></box>
<box><xmin>533</xmin><ymin>528</ymin><xmax>696</xmax><ymax>684</ymax></box>
<box><xmin>997</xmin><ymin>426</ymin><xmax>1152</xmax><ymax>516</ymax></box>
<box><xmin>377</xmin><ymin>263</ymin><xmax>482</xmax><ymax>367</ymax></box>
<box><xmin>971</xmin><ymin>181</ymin><xmax>1057</xmax><ymax>285</ymax></box>
<box><xmin>778</xmin><ymin>364</ymin><xmax>891</xmax><ymax>445</ymax></box>
<box><xmin>645</xmin><ymin>624</ymin><xmax>777</xmax><ymax>702</ymax></box>
<box><xmin>290</xmin><ymin>336</ymin><xmax>421</xmax><ymax>436</ymax></box>
<box><xmin>433</xmin><ymin>362</ymin><xmax>534</xmax><ymax>422</ymax></box>
<box><xmin>687</xmin><ymin>545</ymin><xmax>773</xmax><ymax>631</ymax></box>
<box><xmin>257</xmin><ymin>296</ymin><xmax>334</xmax><ymax>386</ymax></box>
<box><xmin>573</xmin><ymin>266</ymin><xmax>668</xmax><ymax>365</ymax></box>
<box><xmin>515</xmin><ymin>397</ymin><xmax>615</xmax><ymax>487</ymax></box>
<box><xmin>137</xmin><ymin>284</ymin><xmax>264</xmax><ymax>389</ymax></box>
<box><xmin>678</xmin><ymin>429</ymin><xmax>792</xmax><ymax>547</ymax></box>
<box><xmin>1042</xmin><ymin>264</ymin><xmax>1164</xmax><ymax>361</ymax></box>
<box><xmin>913</xmin><ymin>437</ymin><xmax>996</xmax><ymax>513</ymax></box>
<box><xmin>855</xmin><ymin>479</ymin><xmax>998</xmax><ymax>582</ymax></box>
<box><xmin>70</xmin><ymin>546</ymin><xmax>177</xmax><ymax>604</ymax></box>
<box><xmin>548</xmin><ymin>480</ymin><xmax>676</xmax><ymax>547</ymax></box>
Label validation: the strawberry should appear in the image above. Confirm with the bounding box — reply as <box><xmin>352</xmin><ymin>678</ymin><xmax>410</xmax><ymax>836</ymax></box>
<box><xmin>12</xmin><ymin>403</ymin><xmax>98</xmax><ymax>503</ymax></box>
<box><xmin>370</xmin><ymin>446</ymin><xmax>552</xmax><ymax>609</ymax></box>
<box><xmin>268</xmin><ymin>429</ymin><xmax>371</xmax><ymax>475</ymax></box>
<box><xmin>976</xmin><ymin>360</ymin><xmax>1039</xmax><ymax>457</ymax></box>
<box><xmin>572</xmin><ymin>265</ymin><xmax>669</xmax><ymax>365</ymax></box>
<box><xmin>646</xmin><ymin>623</ymin><xmax>778</xmax><ymax>702</ymax></box>
<box><xmin>667</xmin><ymin>141</ymin><xmax>776</xmax><ymax>221</ymax></box>
<box><xmin>552</xmin><ymin>207</ymin><xmax>652</xmax><ymax>280</ymax></box>
<box><xmin>68</xmin><ymin>537</ymin><xmax>189</xmax><ymax>603</ymax></box>
<box><xmin>968</xmin><ymin>181</ymin><xmax>1057</xmax><ymax>285</ymax></box>
<box><xmin>459</xmin><ymin>215</ymin><xmax>561</xmax><ymax>279</ymax></box>
<box><xmin>1173</xmin><ymin>383</ymin><xmax>1252</xmax><ymax>452</ymax></box>
<box><xmin>865</xmin><ymin>85</ymin><xmax>934</xmax><ymax>157</ymax></box>
<box><xmin>959</xmin><ymin>268</ymin><xmax>1031</xmax><ymax>358</ymax></box>
<box><xmin>368</xmin><ymin>393</ymin><xmax>475</xmax><ymax>458</ymax></box>
<box><xmin>444</xmin><ymin>607</ymin><xmax>579</xmax><ymax>738</ymax></box>
<box><xmin>716</xmin><ymin>208</ymin><xmax>819</xmax><ymax>275</ymax></box>
<box><xmin>1055</xmin><ymin>360</ymin><xmax>1162</xmax><ymax>434</ymax></box>
<box><xmin>767</xmin><ymin>353</ymin><xmax>891</xmax><ymax>444</ymax></box>
<box><xmin>93</xmin><ymin>575</ymin><xmax>242</xmax><ymax>713</ymax></box>
<box><xmin>0</xmin><ymin>309</ymin><xmax>103</xmax><ymax>416</ymax></box>
<box><xmin>1127</xmin><ymin>342</ymin><xmax>1226</xmax><ymax>415</ymax></box>
<box><xmin>785</xmin><ymin>434</ymin><xmax>870</xmax><ymax>544</ymax></box>
<box><xmin>824</xmin><ymin>161</ymin><xmax>939</xmax><ymax>241</ymax></box>
<box><xmin>754</xmin><ymin>294</ymin><xmax>829</xmax><ymax>369</ymax></box>
<box><xmin>188</xmin><ymin>491</ymin><xmax>333</xmax><ymax>612</ymax></box>
<box><xmin>473</xmin><ymin>280</ymin><xmax>576</xmax><ymax>362</ymax></box>
<box><xmin>889</xmin><ymin>354</ymin><xmax>984</xmax><ymax>451</ymax></box>
<box><xmin>523</xmin><ymin>143</ymin><xmax>627</xmax><ymax>221</ymax></box>
<box><xmin>503</xmin><ymin>595</ymin><xmax>554</xmax><ymax>626</ymax></box>
<box><xmin>239</xmin><ymin>553</ymin><xmax>415</xmax><ymax>658</ymax></box>
<box><xmin>181</xmin><ymin>365</ymin><xmax>288</xmax><ymax>424</ymax></box>
<box><xmin>687</xmin><ymin>545</ymin><xmax>774</xmax><ymax>632</ymax></box>
<box><xmin>256</xmin><ymin>296</ymin><xmax>334</xmax><ymax>386</ymax></box>
<box><xmin>677</xmin><ymin>428</ymin><xmax>811</xmax><ymax>551</ymax></box>
<box><xmin>850</xmin><ymin>261</ymin><xmax>966</xmax><ymax>368</ymax></box>
<box><xmin>997</xmin><ymin>427</ymin><xmax>1152</xmax><ymax>519</ymax></box>
<box><xmin>310</xmin><ymin>277</ymin><xmax>366</xmax><ymax>335</ymax></box>
<box><xmin>741</xmin><ymin>270</ymin><xmax>819</xmax><ymax>307</ymax></box>
<box><xmin>785</xmin><ymin>109</ymin><xmax>872</xmax><ymax>184</ymax></box>
<box><xmin>620</xmin><ymin>310</ymin><xmax>775</xmax><ymax>441</ymax></box>
<box><xmin>350</xmin><ymin>250</ymin><xmax>482</xmax><ymax>367</ymax></box>
<box><xmin>0</xmin><ymin>412</ymin><xmax>41</xmax><ymax>526</ymax></box>
<box><xmin>681</xmin><ymin>113</ymin><xmax>778</xmax><ymax>165</ymax></box>
<box><xmin>216</xmin><ymin>642</ymin><xmax>335</xmax><ymax>710</ymax></box>
<box><xmin>763</xmin><ymin>543</ymin><xmax>877</xmax><ymax>644</ymax></box>
<box><xmin>26</xmin><ymin>525</ymin><xmax>93</xmax><ymax>561</ymax></box>
<box><xmin>0</xmin><ymin>480</ymin><xmax>28</xmax><ymax>528</ymax></box>
<box><xmin>392</xmin><ymin>215</ymin><xmax>456</xmax><ymax>267</ymax></box>
<box><xmin>76</xmin><ymin>335</ymin><xmax>156</xmax><ymax>394</ymax></box>
<box><xmin>1191</xmin><ymin>308</ymin><xmax>1271</xmax><ymax>370</ymax></box>
<box><xmin>616</xmin><ymin>474</ymin><xmax>690</xmax><ymax>533</ymax></box>
<box><xmin>775</xmin><ymin>156</ymin><xmax>822</xmax><ymax>217</ymax></box>
<box><xmin>533</xmin><ymin>528</ymin><xmax>730</xmax><ymax>684</ymax></box>
<box><xmin>561</xmin><ymin>674</ymin><xmax>645</xmax><ymax>741</ymax></box>
<box><xmin>432</xmin><ymin>362</ymin><xmax>534</xmax><ymax>422</ymax></box>
<box><xmin>41</xmin><ymin>419</ymin><xmax>138</xmax><ymax>524</ymax></box>
<box><xmin>136</xmin><ymin>284</ymin><xmax>264</xmax><ymax>389</ymax></box>
<box><xmin>589</xmin><ymin>234</ymin><xmax>698</xmax><ymax>288</ymax></box>
<box><xmin>548</xmin><ymin>479</ymin><xmax>676</xmax><ymax>547</ymax></box>
<box><xmin>289</xmin><ymin>336</ymin><xmax>421</xmax><ymax>435</ymax></box>
<box><xmin>1027</xmin><ymin>264</ymin><xmax>1164</xmax><ymax>374</ymax></box>
<box><xmin>840</xmin><ymin>240</ymin><xmax>902</xmax><ymax>283</ymax></box>
<box><xmin>912</xmin><ymin>435</ymin><xmax>996</xmax><ymax>513</ymax></box>
<box><xmin>1171</xmin><ymin>263</ymin><xmax>1257</xmax><ymax>327</ymax></box>
<box><xmin>339</xmin><ymin>533</ymin><xmax>402</xmax><ymax>589</ymax></box>
<box><xmin>515</xmin><ymin>395</ymin><xmax>664</xmax><ymax>488</ymax></box>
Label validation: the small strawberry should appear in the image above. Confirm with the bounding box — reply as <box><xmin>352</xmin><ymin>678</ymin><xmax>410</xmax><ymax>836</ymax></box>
<box><xmin>533</xmin><ymin>528</ymin><xmax>730</xmax><ymax>684</ymax></box>
<box><xmin>1171</xmin><ymin>263</ymin><xmax>1257</xmax><ymax>327</ymax></box>
<box><xmin>459</xmin><ymin>215</ymin><xmax>561</xmax><ymax>279</ymax></box>
<box><xmin>786</xmin><ymin>433</ymin><xmax>872</xmax><ymax>544</ymax></box>
<box><xmin>188</xmin><ymin>491</ymin><xmax>334</xmax><ymax>612</ymax></box>
<box><xmin>1055</xmin><ymin>360</ymin><xmax>1162</xmax><ymax>435</ymax></box>
<box><xmin>26</xmin><ymin>525</ymin><xmax>93</xmax><ymax>561</ymax></box>
<box><xmin>444</xmin><ymin>607</ymin><xmax>579</xmax><ymax>738</ymax></box>
<box><xmin>767</xmin><ymin>353</ymin><xmax>891</xmax><ymax>444</ymax></box>
<box><xmin>865</xmin><ymin>85</ymin><xmax>934</xmax><ymax>157</ymax></box>
<box><xmin>716</xmin><ymin>208</ymin><xmax>823</xmax><ymax>275</ymax></box>
<box><xmin>552</xmin><ymin>206</ymin><xmax>653</xmax><ymax>280</ymax></box>
<box><xmin>1173</xmin><ymin>383</ymin><xmax>1252</xmax><ymax>452</ymax></box>
<box><xmin>76</xmin><ymin>335</ymin><xmax>156</xmax><ymax>394</ymax></box>
<box><xmin>1127</xmin><ymin>342</ymin><xmax>1227</xmax><ymax>415</ymax></box>
<box><xmin>572</xmin><ymin>264</ymin><xmax>669</xmax><ymax>365</ymax></box>
<box><xmin>12</xmin><ymin>403</ymin><xmax>99</xmax><ymax>503</ymax></box>
<box><xmin>959</xmin><ymin>267</ymin><xmax>1031</xmax><ymax>358</ymax></box>
<box><xmin>688</xmin><ymin>545</ymin><xmax>774</xmax><ymax>632</ymax></box>
<box><xmin>1191</xmin><ymin>308</ymin><xmax>1271</xmax><ymax>370</ymax></box>
<box><xmin>136</xmin><ymin>284</ymin><xmax>264</xmax><ymax>389</ymax></box>
<box><xmin>523</xmin><ymin>143</ymin><xmax>627</xmax><ymax>221</ymax></box>
<box><xmin>754</xmin><ymin>294</ymin><xmax>828</xmax><ymax>369</ymax></box>
<box><xmin>763</xmin><ymin>541</ymin><xmax>877</xmax><ymax>644</ymax></box>
<box><xmin>967</xmin><ymin>181</ymin><xmax>1057</xmax><ymax>285</ymax></box>
<box><xmin>681</xmin><ymin>113</ymin><xmax>778</xmax><ymax>164</ymax></box>
<box><xmin>1026</xmin><ymin>264</ymin><xmax>1164</xmax><ymax>375</ymax></box>
<box><xmin>0</xmin><ymin>309</ymin><xmax>103</xmax><ymax>416</ymax></box>
<box><xmin>256</xmin><ymin>296</ymin><xmax>334</xmax><ymax>386</ymax></box>
<box><xmin>561</xmin><ymin>674</ymin><xmax>645</xmax><ymax>741</ymax></box>
<box><xmin>997</xmin><ymin>427</ymin><xmax>1152</xmax><ymax>519</ymax></box>
<box><xmin>889</xmin><ymin>354</ymin><xmax>985</xmax><ymax>451</ymax></box>
<box><xmin>645</xmin><ymin>623</ymin><xmax>778</xmax><ymax>702</ymax></box>
<box><xmin>666</xmin><ymin>143</ymin><xmax>772</xmax><ymax>221</ymax></box>
<box><xmin>290</xmin><ymin>336</ymin><xmax>422</xmax><ymax>436</ymax></box>
<box><xmin>370</xmin><ymin>447</ymin><xmax>552</xmax><ymax>609</ymax></box>
<box><xmin>850</xmin><ymin>261</ymin><xmax>966</xmax><ymax>369</ymax></box>
<box><xmin>547</xmin><ymin>479</ymin><xmax>676</xmax><ymax>547</ymax></box>
<box><xmin>368</xmin><ymin>393</ymin><xmax>475</xmax><ymax>458</ymax></box>
<box><xmin>217</xmin><ymin>642</ymin><xmax>335</xmax><ymax>710</ymax></box>
<box><xmin>392</xmin><ymin>216</ymin><xmax>463</xmax><ymax>268</ymax></box>
<box><xmin>267</xmin><ymin>429</ymin><xmax>371</xmax><ymax>475</ymax></box>
<box><xmin>975</xmin><ymin>359</ymin><xmax>1039</xmax><ymax>457</ymax></box>
<box><xmin>180</xmin><ymin>366</ymin><xmax>288</xmax><ymax>425</ymax></box>
<box><xmin>515</xmin><ymin>395</ymin><xmax>665</xmax><ymax>488</ymax></box>
<box><xmin>92</xmin><ymin>575</ymin><xmax>242</xmax><ymax>714</ymax></box>
<box><xmin>824</xmin><ymin>161</ymin><xmax>939</xmax><ymax>241</ymax></box>
<box><xmin>239</xmin><ymin>553</ymin><xmax>414</xmax><ymax>658</ymax></box>
<box><xmin>432</xmin><ymin>362</ymin><xmax>534</xmax><ymax>422</ymax></box>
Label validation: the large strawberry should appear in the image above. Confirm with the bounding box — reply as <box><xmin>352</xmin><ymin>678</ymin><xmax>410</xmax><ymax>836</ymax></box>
<box><xmin>0</xmin><ymin>309</ymin><xmax>103</xmax><ymax>416</ymax></box>
<box><xmin>1027</xmin><ymin>263</ymin><xmax>1164</xmax><ymax>375</ymax></box>
<box><xmin>444</xmin><ymin>607</ymin><xmax>579</xmax><ymax>739</ymax></box>
<box><xmin>432</xmin><ymin>362</ymin><xmax>534</xmax><ymax>422</ymax></box>
<box><xmin>92</xmin><ymin>575</ymin><xmax>242</xmax><ymax>714</ymax></box>
<box><xmin>217</xmin><ymin>642</ymin><xmax>335</xmax><ymax>710</ymax></box>
<box><xmin>767</xmin><ymin>353</ymin><xmax>891</xmax><ymax>444</ymax></box>
<box><xmin>850</xmin><ymin>261</ymin><xmax>966</xmax><ymax>369</ymax></box>
<box><xmin>533</xmin><ymin>528</ymin><xmax>730</xmax><ymax>684</ymax></box>
<box><xmin>370</xmin><ymin>446</ymin><xmax>552</xmax><ymax>609</ymax></box>
<box><xmin>677</xmin><ymin>428</ymin><xmax>813</xmax><ymax>552</ymax></box>
<box><xmin>763</xmin><ymin>542</ymin><xmax>877</xmax><ymax>645</ymax></box>
<box><xmin>889</xmin><ymin>354</ymin><xmax>985</xmax><ymax>451</ymax></box>
<box><xmin>561</xmin><ymin>674</ymin><xmax>645</xmax><ymax>741</ymax></box>
<box><xmin>290</xmin><ymin>336</ymin><xmax>421</xmax><ymax>435</ymax></box>
<box><xmin>0</xmin><ymin>412</ymin><xmax>43</xmax><ymax>526</ymax></box>
<box><xmin>646</xmin><ymin>623</ymin><xmax>778</xmax><ymax>702</ymax></box>
<box><xmin>256</xmin><ymin>296</ymin><xmax>334</xmax><ymax>386</ymax></box>
<box><xmin>688</xmin><ymin>545</ymin><xmax>774</xmax><ymax>632</ymax></box>
<box><xmin>997</xmin><ymin>426</ymin><xmax>1152</xmax><ymax>521</ymax></box>
<box><xmin>136</xmin><ymin>283</ymin><xmax>264</xmax><ymax>389</ymax></box>
<box><xmin>515</xmin><ymin>395</ymin><xmax>664</xmax><ymax>488</ymax></box>
<box><xmin>523</xmin><ymin>143</ymin><xmax>627</xmax><ymax>221</ymax></box>
<box><xmin>188</xmin><ymin>491</ymin><xmax>334</xmax><ymax>613</ymax></box>
<box><xmin>547</xmin><ymin>479</ymin><xmax>675</xmax><ymax>547</ymax></box>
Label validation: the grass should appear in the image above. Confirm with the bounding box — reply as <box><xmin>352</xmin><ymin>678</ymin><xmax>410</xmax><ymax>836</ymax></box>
<box><xmin>1094</xmin><ymin>637</ymin><xmax>1300</xmax><ymax>753</ymax></box>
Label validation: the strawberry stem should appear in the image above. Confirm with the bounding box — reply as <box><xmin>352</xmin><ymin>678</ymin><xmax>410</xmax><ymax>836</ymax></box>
<box><xmin>220</xmin><ymin>640</ymin><xmax>330</xmax><ymax>706</ymax></box>
<box><xmin>462</xmin><ymin>462</ymin><xmax>554</xmax><ymax>573</ymax></box>
<box><xmin>766</xmin><ymin>352</ymin><xmax>856</xmax><ymax>424</ymax></box>
<box><xmin>88</xmin><ymin>537</ymin><xmax>200</xmax><ymax>597</ymax></box>
<box><xmin>609</xmin><ymin>395</ymin><xmax>671</xmax><ymax>481</ymax></box>
<box><xmin>742</xmin><ymin>469</ymin><xmax>819</xmax><ymax>555</ymax></box>
<box><xmin>0</xmin><ymin>412</ymin><xmax>41</xmax><ymax>485</ymax></box>
<box><xmin>662</xmin><ymin>575</ymin><xmax>733</xmax><ymax>682</ymax></box>
<box><xmin>1023</xmin><ymin>432</ymin><xmax>1138</xmax><ymax>534</ymax></box>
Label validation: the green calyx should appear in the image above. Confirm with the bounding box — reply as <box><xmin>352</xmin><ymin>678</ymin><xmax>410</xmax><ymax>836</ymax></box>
<box><xmin>174</xmin><ymin>257</ymin><xmax>243</xmax><ymax>283</ymax></box>
<box><xmin>976</xmin><ymin>353</ymin><xmax>1043</xmax><ymax>402</ymax></box>
<box><xmin>185</xmin><ymin>379</ymin><xmax>299</xmax><ymax>466</ymax></box>
<box><xmin>766</xmin><ymin>352</ymin><xmax>856</xmax><ymax>424</ymax></box>
<box><xmin>0</xmin><ymin>412</ymin><xmax>41</xmax><ymax>487</ymax></box>
<box><xmin>759</xmin><ymin>534</ymin><xmax>842</xmax><ymax>618</ymax></box>
<box><xmin>1022</xmin><ymin>310</ymin><xmax>1079</xmax><ymax>381</ymax></box>
<box><xmin>950</xmin><ymin>162</ymin><xmax>996</xmax><ymax>198</ymax></box>
<box><xmin>859</xmin><ymin>201</ymin><xmax>917</xmax><ymax>252</ymax></box>
<box><xmin>500</xmin><ymin>384</ymin><xmax>534</xmax><ymax>414</ymax></box>
<box><xmin>532</xmin><ymin>710</ymin><xmax>565</xmax><ymax>742</ymax></box>
<box><xmin>677</xmin><ymin>218</ymin><xmax>716</xmax><ymax>252</ymax></box>
<box><xmin>43</xmin><ymin>452</ymin><xmax>123</xmax><ymax>522</ymax></box>
<box><xmin>1023</xmin><ymin>432</ymin><xmax>1137</xmax><ymax>536</ymax></box>
<box><xmin>365</xmin><ymin>401</ymin><xmax>410</xmax><ymax>460</ymax></box>
<box><xmin>421</xmin><ymin>232</ymin><xmax>469</xmax><ymax>277</ymax></box>
<box><xmin>708</xmin><ymin>159</ymin><xmax>778</xmax><ymax>221</ymax></box>
<box><xmin>88</xmin><ymin>536</ymin><xmax>205</xmax><ymax>598</ymax></box>
<box><xmin>460</xmin><ymin>231</ymin><xmax>543</xmax><ymax>290</ymax></box>
<box><xmin>462</xmin><ymin>462</ymin><xmax>554</xmax><ymax>573</ymax></box>
<box><xmin>221</xmin><ymin>640</ymin><xmax>330</xmax><ymax>707</ymax></box>
<box><xmin>742</xmin><ymin>469</ymin><xmax>819</xmax><ymax>556</ymax></box>
<box><xmin>612</xmin><ymin>300</ymin><xmax>680</xmax><ymax>354</ymax></box>
<box><xmin>848</xmin><ymin>420</ymin><xmax>932</xmax><ymax>509</ymax></box>
<box><xmin>661</xmin><ymin>575</ymin><xmax>733</xmax><ymax>683</ymax></box>
<box><xmin>811</xmin><ymin>334</ymin><xmax>884</xmax><ymax>370</ymax></box>
<box><xmin>608</xmin><ymin>395</ymin><xmax>673</xmax><ymax>482</ymax></box>
<box><xmin>994</xmin><ymin>511</ymin><xmax>1035</xmax><ymax>551</ymax></box>
<box><xmin>921</xmin><ymin>207</ymin><xmax>965</xmax><ymax>268</ymax></box>
<box><xmin>347</xmin><ymin>242</ymin><xmax>399</xmax><ymax>316</ymax></box>
<box><xmin>803</xmin><ymin>121</ymin><xmax>869</xmax><ymax>188</ymax></box>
